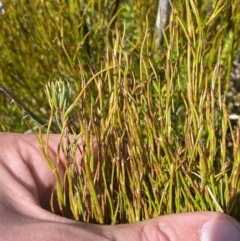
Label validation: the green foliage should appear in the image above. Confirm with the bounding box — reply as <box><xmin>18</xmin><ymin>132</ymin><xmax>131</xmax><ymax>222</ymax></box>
<box><xmin>1</xmin><ymin>0</ymin><xmax>240</xmax><ymax>224</ymax></box>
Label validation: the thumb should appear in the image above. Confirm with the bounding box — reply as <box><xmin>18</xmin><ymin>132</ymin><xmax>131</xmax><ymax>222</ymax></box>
<box><xmin>110</xmin><ymin>212</ymin><xmax>240</xmax><ymax>241</ymax></box>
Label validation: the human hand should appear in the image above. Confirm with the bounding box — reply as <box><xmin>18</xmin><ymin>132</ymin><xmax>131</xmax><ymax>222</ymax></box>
<box><xmin>0</xmin><ymin>132</ymin><xmax>239</xmax><ymax>241</ymax></box>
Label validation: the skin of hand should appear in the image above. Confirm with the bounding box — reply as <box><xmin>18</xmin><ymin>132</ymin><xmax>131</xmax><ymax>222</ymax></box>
<box><xmin>0</xmin><ymin>133</ymin><xmax>240</xmax><ymax>241</ymax></box>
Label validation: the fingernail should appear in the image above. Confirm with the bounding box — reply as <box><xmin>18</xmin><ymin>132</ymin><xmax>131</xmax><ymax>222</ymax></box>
<box><xmin>200</xmin><ymin>218</ymin><xmax>240</xmax><ymax>241</ymax></box>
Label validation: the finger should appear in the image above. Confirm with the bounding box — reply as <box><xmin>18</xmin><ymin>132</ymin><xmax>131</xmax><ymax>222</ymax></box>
<box><xmin>109</xmin><ymin>211</ymin><xmax>240</xmax><ymax>241</ymax></box>
<box><xmin>20</xmin><ymin>133</ymin><xmax>93</xmax><ymax>208</ymax></box>
<box><xmin>2</xmin><ymin>209</ymin><xmax>240</xmax><ymax>241</ymax></box>
<box><xmin>0</xmin><ymin>133</ymin><xmax>85</xmax><ymax>210</ymax></box>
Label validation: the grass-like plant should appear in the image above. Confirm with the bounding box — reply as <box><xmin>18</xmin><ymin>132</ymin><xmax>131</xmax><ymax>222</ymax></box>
<box><xmin>1</xmin><ymin>0</ymin><xmax>240</xmax><ymax>224</ymax></box>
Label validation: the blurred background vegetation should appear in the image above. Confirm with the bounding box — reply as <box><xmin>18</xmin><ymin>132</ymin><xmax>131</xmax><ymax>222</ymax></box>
<box><xmin>1</xmin><ymin>0</ymin><xmax>240</xmax><ymax>224</ymax></box>
<box><xmin>0</xmin><ymin>0</ymin><xmax>158</xmax><ymax>132</ymax></box>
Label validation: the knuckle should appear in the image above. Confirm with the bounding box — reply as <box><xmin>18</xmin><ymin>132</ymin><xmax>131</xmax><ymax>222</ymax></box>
<box><xmin>141</xmin><ymin>223</ymin><xmax>179</xmax><ymax>241</ymax></box>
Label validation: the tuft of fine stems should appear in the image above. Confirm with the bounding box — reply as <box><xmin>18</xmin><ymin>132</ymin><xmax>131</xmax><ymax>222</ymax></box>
<box><xmin>1</xmin><ymin>0</ymin><xmax>240</xmax><ymax>223</ymax></box>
